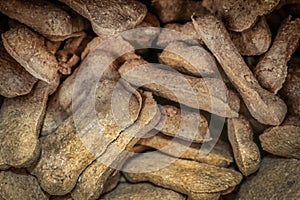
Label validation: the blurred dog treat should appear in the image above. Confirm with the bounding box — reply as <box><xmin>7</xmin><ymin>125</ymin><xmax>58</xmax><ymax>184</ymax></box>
<box><xmin>254</xmin><ymin>16</ymin><xmax>300</xmax><ymax>93</ymax></box>
<box><xmin>123</xmin><ymin>152</ymin><xmax>242</xmax><ymax>198</ymax></box>
<box><xmin>155</xmin><ymin>105</ymin><xmax>210</xmax><ymax>143</ymax></box>
<box><xmin>152</xmin><ymin>0</ymin><xmax>208</xmax><ymax>23</ymax></box>
<box><xmin>0</xmin><ymin>0</ymin><xmax>89</xmax><ymax>41</ymax></box>
<box><xmin>2</xmin><ymin>25</ymin><xmax>59</xmax><ymax>83</ymax></box>
<box><xmin>101</xmin><ymin>182</ymin><xmax>186</xmax><ymax>200</ymax></box>
<box><xmin>259</xmin><ymin>125</ymin><xmax>300</xmax><ymax>159</ymax></box>
<box><xmin>71</xmin><ymin>92</ymin><xmax>160</xmax><ymax>200</ymax></box>
<box><xmin>228</xmin><ymin>116</ymin><xmax>261</xmax><ymax>176</ymax></box>
<box><xmin>0</xmin><ymin>38</ymin><xmax>37</xmax><ymax>97</ymax></box>
<box><xmin>230</xmin><ymin>17</ymin><xmax>272</xmax><ymax>56</ymax></box>
<box><xmin>59</xmin><ymin>0</ymin><xmax>147</xmax><ymax>36</ymax></box>
<box><xmin>138</xmin><ymin>132</ymin><xmax>233</xmax><ymax>167</ymax></box>
<box><xmin>192</xmin><ymin>15</ymin><xmax>287</xmax><ymax>125</ymax></box>
<box><xmin>237</xmin><ymin>157</ymin><xmax>300</xmax><ymax>199</ymax></box>
<box><xmin>0</xmin><ymin>170</ymin><xmax>48</xmax><ymax>200</ymax></box>
<box><xmin>159</xmin><ymin>41</ymin><xmax>218</xmax><ymax>77</ymax></box>
<box><xmin>0</xmin><ymin>81</ymin><xmax>52</xmax><ymax>169</ymax></box>
<box><xmin>202</xmin><ymin>0</ymin><xmax>280</xmax><ymax>31</ymax></box>
<box><xmin>119</xmin><ymin>58</ymin><xmax>240</xmax><ymax>118</ymax></box>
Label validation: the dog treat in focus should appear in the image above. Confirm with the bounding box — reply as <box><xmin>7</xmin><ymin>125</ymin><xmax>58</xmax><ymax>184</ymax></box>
<box><xmin>119</xmin><ymin>59</ymin><xmax>240</xmax><ymax>118</ymax></box>
<box><xmin>0</xmin><ymin>39</ymin><xmax>37</xmax><ymax>98</ymax></box>
<box><xmin>0</xmin><ymin>81</ymin><xmax>51</xmax><ymax>169</ymax></box>
<box><xmin>0</xmin><ymin>170</ymin><xmax>48</xmax><ymax>200</ymax></box>
<box><xmin>101</xmin><ymin>182</ymin><xmax>186</xmax><ymax>200</ymax></box>
<box><xmin>33</xmin><ymin>75</ymin><xmax>143</xmax><ymax>195</ymax></box>
<box><xmin>228</xmin><ymin>116</ymin><xmax>261</xmax><ymax>176</ymax></box>
<box><xmin>282</xmin><ymin>67</ymin><xmax>300</xmax><ymax>116</ymax></box>
<box><xmin>230</xmin><ymin>17</ymin><xmax>272</xmax><ymax>56</ymax></box>
<box><xmin>202</xmin><ymin>0</ymin><xmax>280</xmax><ymax>31</ymax></box>
<box><xmin>2</xmin><ymin>26</ymin><xmax>59</xmax><ymax>83</ymax></box>
<box><xmin>0</xmin><ymin>0</ymin><xmax>89</xmax><ymax>41</ymax></box>
<box><xmin>237</xmin><ymin>157</ymin><xmax>300</xmax><ymax>199</ymax></box>
<box><xmin>159</xmin><ymin>41</ymin><xmax>218</xmax><ymax>77</ymax></box>
<box><xmin>259</xmin><ymin>125</ymin><xmax>300</xmax><ymax>159</ymax></box>
<box><xmin>155</xmin><ymin>105</ymin><xmax>210</xmax><ymax>143</ymax></box>
<box><xmin>71</xmin><ymin>92</ymin><xmax>160</xmax><ymax>200</ymax></box>
<box><xmin>123</xmin><ymin>151</ymin><xmax>242</xmax><ymax>198</ymax></box>
<box><xmin>152</xmin><ymin>0</ymin><xmax>208</xmax><ymax>23</ymax></box>
<box><xmin>59</xmin><ymin>0</ymin><xmax>147</xmax><ymax>36</ymax></box>
<box><xmin>254</xmin><ymin>16</ymin><xmax>300</xmax><ymax>93</ymax></box>
<box><xmin>138</xmin><ymin>132</ymin><xmax>233</xmax><ymax>167</ymax></box>
<box><xmin>31</xmin><ymin>117</ymin><xmax>96</xmax><ymax>195</ymax></box>
<box><xmin>192</xmin><ymin>15</ymin><xmax>287</xmax><ymax>125</ymax></box>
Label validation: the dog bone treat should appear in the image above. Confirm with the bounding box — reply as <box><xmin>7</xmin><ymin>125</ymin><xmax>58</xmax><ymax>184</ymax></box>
<box><xmin>152</xmin><ymin>0</ymin><xmax>208</xmax><ymax>23</ymax></box>
<box><xmin>0</xmin><ymin>0</ymin><xmax>89</xmax><ymax>41</ymax></box>
<box><xmin>101</xmin><ymin>183</ymin><xmax>186</xmax><ymax>200</ymax></box>
<box><xmin>138</xmin><ymin>132</ymin><xmax>233</xmax><ymax>167</ymax></box>
<box><xmin>230</xmin><ymin>17</ymin><xmax>272</xmax><ymax>56</ymax></box>
<box><xmin>192</xmin><ymin>15</ymin><xmax>287</xmax><ymax>125</ymax></box>
<box><xmin>228</xmin><ymin>116</ymin><xmax>261</xmax><ymax>176</ymax></box>
<box><xmin>237</xmin><ymin>157</ymin><xmax>300</xmax><ymax>199</ymax></box>
<box><xmin>202</xmin><ymin>0</ymin><xmax>280</xmax><ymax>32</ymax></box>
<box><xmin>0</xmin><ymin>81</ymin><xmax>51</xmax><ymax>169</ymax></box>
<box><xmin>71</xmin><ymin>92</ymin><xmax>160</xmax><ymax>200</ymax></box>
<box><xmin>159</xmin><ymin>41</ymin><xmax>219</xmax><ymax>77</ymax></box>
<box><xmin>0</xmin><ymin>38</ymin><xmax>37</xmax><ymax>98</ymax></box>
<box><xmin>2</xmin><ymin>26</ymin><xmax>59</xmax><ymax>83</ymax></box>
<box><xmin>155</xmin><ymin>105</ymin><xmax>210</xmax><ymax>143</ymax></box>
<box><xmin>282</xmin><ymin>67</ymin><xmax>300</xmax><ymax>116</ymax></box>
<box><xmin>31</xmin><ymin>117</ymin><xmax>96</xmax><ymax>195</ymax></box>
<box><xmin>123</xmin><ymin>152</ymin><xmax>242</xmax><ymax>198</ymax></box>
<box><xmin>119</xmin><ymin>58</ymin><xmax>240</xmax><ymax>118</ymax></box>
<box><xmin>259</xmin><ymin>125</ymin><xmax>300</xmax><ymax>159</ymax></box>
<box><xmin>59</xmin><ymin>0</ymin><xmax>147</xmax><ymax>36</ymax></box>
<box><xmin>0</xmin><ymin>170</ymin><xmax>48</xmax><ymax>200</ymax></box>
<box><xmin>254</xmin><ymin>16</ymin><xmax>300</xmax><ymax>93</ymax></box>
<box><xmin>32</xmin><ymin>75</ymin><xmax>142</xmax><ymax>195</ymax></box>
